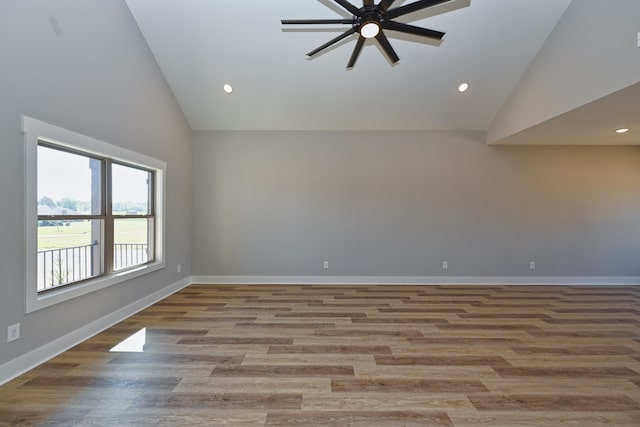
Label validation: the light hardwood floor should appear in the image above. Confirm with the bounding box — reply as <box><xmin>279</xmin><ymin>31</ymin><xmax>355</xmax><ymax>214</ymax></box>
<box><xmin>1</xmin><ymin>284</ymin><xmax>639</xmax><ymax>426</ymax></box>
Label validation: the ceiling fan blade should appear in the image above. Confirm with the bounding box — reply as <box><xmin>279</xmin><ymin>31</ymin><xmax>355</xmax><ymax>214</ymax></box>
<box><xmin>282</xmin><ymin>19</ymin><xmax>355</xmax><ymax>25</ymax></box>
<box><xmin>375</xmin><ymin>31</ymin><xmax>400</xmax><ymax>64</ymax></box>
<box><xmin>378</xmin><ymin>0</ymin><xmax>397</xmax><ymax>11</ymax></box>
<box><xmin>363</xmin><ymin>0</ymin><xmax>375</xmax><ymax>6</ymax></box>
<box><xmin>386</xmin><ymin>0</ymin><xmax>451</xmax><ymax>19</ymax></box>
<box><xmin>347</xmin><ymin>36</ymin><xmax>366</xmax><ymax>68</ymax></box>
<box><xmin>307</xmin><ymin>27</ymin><xmax>357</xmax><ymax>57</ymax></box>
<box><xmin>383</xmin><ymin>20</ymin><xmax>444</xmax><ymax>40</ymax></box>
<box><xmin>333</xmin><ymin>0</ymin><xmax>360</xmax><ymax>15</ymax></box>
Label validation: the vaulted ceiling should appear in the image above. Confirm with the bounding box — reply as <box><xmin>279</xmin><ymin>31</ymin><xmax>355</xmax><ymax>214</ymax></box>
<box><xmin>125</xmin><ymin>0</ymin><xmax>640</xmax><ymax>145</ymax></box>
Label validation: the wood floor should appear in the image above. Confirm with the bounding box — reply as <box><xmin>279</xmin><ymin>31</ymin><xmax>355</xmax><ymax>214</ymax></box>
<box><xmin>1</xmin><ymin>284</ymin><xmax>640</xmax><ymax>426</ymax></box>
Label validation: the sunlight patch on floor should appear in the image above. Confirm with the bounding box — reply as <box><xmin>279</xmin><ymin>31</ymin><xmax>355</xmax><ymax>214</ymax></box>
<box><xmin>110</xmin><ymin>327</ymin><xmax>146</xmax><ymax>352</ymax></box>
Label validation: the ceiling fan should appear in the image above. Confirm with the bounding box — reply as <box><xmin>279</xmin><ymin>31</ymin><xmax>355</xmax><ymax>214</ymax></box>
<box><xmin>282</xmin><ymin>0</ymin><xmax>453</xmax><ymax>68</ymax></box>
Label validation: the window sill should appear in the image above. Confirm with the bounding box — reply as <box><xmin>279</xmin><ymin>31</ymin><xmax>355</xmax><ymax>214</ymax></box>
<box><xmin>26</xmin><ymin>261</ymin><xmax>165</xmax><ymax>313</ymax></box>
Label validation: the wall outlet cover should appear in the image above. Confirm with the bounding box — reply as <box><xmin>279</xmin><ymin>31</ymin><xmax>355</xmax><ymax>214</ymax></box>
<box><xmin>7</xmin><ymin>323</ymin><xmax>20</xmax><ymax>342</ymax></box>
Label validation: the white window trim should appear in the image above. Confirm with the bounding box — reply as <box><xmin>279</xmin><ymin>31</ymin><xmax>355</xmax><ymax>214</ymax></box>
<box><xmin>22</xmin><ymin>116</ymin><xmax>166</xmax><ymax>313</ymax></box>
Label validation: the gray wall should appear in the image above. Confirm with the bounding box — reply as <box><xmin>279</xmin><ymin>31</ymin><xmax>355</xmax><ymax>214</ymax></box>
<box><xmin>192</xmin><ymin>130</ymin><xmax>640</xmax><ymax>277</ymax></box>
<box><xmin>0</xmin><ymin>1</ymin><xmax>192</xmax><ymax>365</ymax></box>
<box><xmin>488</xmin><ymin>0</ymin><xmax>640</xmax><ymax>143</ymax></box>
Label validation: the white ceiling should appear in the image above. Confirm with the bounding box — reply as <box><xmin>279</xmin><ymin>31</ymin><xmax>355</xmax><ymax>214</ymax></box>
<box><xmin>125</xmin><ymin>0</ymin><xmax>574</xmax><ymax>132</ymax></box>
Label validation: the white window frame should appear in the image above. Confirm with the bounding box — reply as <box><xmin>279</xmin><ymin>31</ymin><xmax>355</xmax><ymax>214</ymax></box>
<box><xmin>23</xmin><ymin>116</ymin><xmax>166</xmax><ymax>313</ymax></box>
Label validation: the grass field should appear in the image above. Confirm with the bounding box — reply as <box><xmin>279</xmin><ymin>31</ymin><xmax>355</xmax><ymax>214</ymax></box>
<box><xmin>38</xmin><ymin>219</ymin><xmax>149</xmax><ymax>251</ymax></box>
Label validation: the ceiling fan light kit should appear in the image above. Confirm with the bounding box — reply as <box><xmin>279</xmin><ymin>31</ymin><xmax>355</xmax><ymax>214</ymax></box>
<box><xmin>360</xmin><ymin>21</ymin><xmax>380</xmax><ymax>38</ymax></box>
<box><xmin>282</xmin><ymin>0</ymin><xmax>453</xmax><ymax>68</ymax></box>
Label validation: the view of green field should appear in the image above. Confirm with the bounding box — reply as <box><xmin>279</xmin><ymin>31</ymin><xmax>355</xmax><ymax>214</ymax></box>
<box><xmin>38</xmin><ymin>219</ymin><xmax>149</xmax><ymax>251</ymax></box>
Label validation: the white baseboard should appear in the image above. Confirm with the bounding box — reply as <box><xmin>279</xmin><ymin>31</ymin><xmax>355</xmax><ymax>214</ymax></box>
<box><xmin>192</xmin><ymin>275</ymin><xmax>640</xmax><ymax>286</ymax></box>
<box><xmin>0</xmin><ymin>277</ymin><xmax>192</xmax><ymax>386</ymax></box>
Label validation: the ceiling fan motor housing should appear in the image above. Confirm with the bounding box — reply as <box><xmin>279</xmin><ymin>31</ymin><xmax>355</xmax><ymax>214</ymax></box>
<box><xmin>358</xmin><ymin>7</ymin><xmax>383</xmax><ymax>38</ymax></box>
<box><xmin>358</xmin><ymin>7</ymin><xmax>383</xmax><ymax>29</ymax></box>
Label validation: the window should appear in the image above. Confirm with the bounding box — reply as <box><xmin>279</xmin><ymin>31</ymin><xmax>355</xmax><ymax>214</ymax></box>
<box><xmin>111</xmin><ymin>163</ymin><xmax>154</xmax><ymax>272</ymax></box>
<box><xmin>23</xmin><ymin>116</ymin><xmax>165</xmax><ymax>313</ymax></box>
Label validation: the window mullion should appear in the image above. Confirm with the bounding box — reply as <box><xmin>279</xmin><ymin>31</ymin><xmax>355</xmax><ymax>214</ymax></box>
<box><xmin>104</xmin><ymin>159</ymin><xmax>114</xmax><ymax>275</ymax></box>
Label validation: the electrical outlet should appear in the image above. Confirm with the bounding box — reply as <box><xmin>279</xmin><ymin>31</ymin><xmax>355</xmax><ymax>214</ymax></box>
<box><xmin>323</xmin><ymin>261</ymin><xmax>329</xmax><ymax>269</ymax></box>
<box><xmin>7</xmin><ymin>323</ymin><xmax>20</xmax><ymax>342</ymax></box>
<box><xmin>529</xmin><ymin>261</ymin><xmax>536</xmax><ymax>270</ymax></box>
<box><xmin>442</xmin><ymin>261</ymin><xmax>448</xmax><ymax>270</ymax></box>
<box><xmin>177</xmin><ymin>264</ymin><xmax>182</xmax><ymax>273</ymax></box>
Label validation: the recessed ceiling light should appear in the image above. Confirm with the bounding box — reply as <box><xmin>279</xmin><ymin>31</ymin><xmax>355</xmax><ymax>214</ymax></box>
<box><xmin>615</xmin><ymin>128</ymin><xmax>629</xmax><ymax>134</ymax></box>
<box><xmin>458</xmin><ymin>83</ymin><xmax>469</xmax><ymax>93</ymax></box>
<box><xmin>223</xmin><ymin>84</ymin><xmax>233</xmax><ymax>94</ymax></box>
